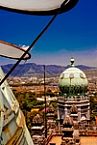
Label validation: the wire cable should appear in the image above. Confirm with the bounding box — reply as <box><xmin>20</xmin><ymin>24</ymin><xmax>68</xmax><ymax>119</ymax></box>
<box><xmin>0</xmin><ymin>0</ymin><xmax>68</xmax><ymax>85</ymax></box>
<box><xmin>0</xmin><ymin>14</ymin><xmax>57</xmax><ymax>85</ymax></box>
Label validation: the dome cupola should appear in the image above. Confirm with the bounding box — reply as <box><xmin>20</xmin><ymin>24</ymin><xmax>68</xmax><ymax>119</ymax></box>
<box><xmin>59</xmin><ymin>58</ymin><xmax>88</xmax><ymax>96</ymax></box>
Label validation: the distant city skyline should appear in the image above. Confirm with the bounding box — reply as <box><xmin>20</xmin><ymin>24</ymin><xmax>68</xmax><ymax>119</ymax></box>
<box><xmin>0</xmin><ymin>0</ymin><xmax>97</xmax><ymax>66</ymax></box>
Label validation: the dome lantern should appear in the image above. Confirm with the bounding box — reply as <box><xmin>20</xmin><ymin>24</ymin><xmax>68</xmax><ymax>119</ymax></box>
<box><xmin>70</xmin><ymin>57</ymin><xmax>75</xmax><ymax>67</ymax></box>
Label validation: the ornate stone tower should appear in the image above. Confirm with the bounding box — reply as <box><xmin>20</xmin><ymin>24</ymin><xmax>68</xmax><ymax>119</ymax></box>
<box><xmin>57</xmin><ymin>58</ymin><xmax>90</xmax><ymax>128</ymax></box>
<box><xmin>61</xmin><ymin>115</ymin><xmax>74</xmax><ymax>145</ymax></box>
<box><xmin>61</xmin><ymin>115</ymin><xmax>80</xmax><ymax>145</ymax></box>
<box><xmin>70</xmin><ymin>104</ymin><xmax>78</xmax><ymax>122</ymax></box>
<box><xmin>31</xmin><ymin>114</ymin><xmax>44</xmax><ymax>136</ymax></box>
<box><xmin>31</xmin><ymin>114</ymin><xmax>44</xmax><ymax>144</ymax></box>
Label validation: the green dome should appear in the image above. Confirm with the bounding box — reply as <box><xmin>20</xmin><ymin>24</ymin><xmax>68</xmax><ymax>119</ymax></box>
<box><xmin>59</xmin><ymin>66</ymin><xmax>88</xmax><ymax>95</ymax></box>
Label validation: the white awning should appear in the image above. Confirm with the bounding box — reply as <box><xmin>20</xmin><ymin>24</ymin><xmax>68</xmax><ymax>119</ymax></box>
<box><xmin>0</xmin><ymin>40</ymin><xmax>31</xmax><ymax>60</ymax></box>
<box><xmin>0</xmin><ymin>0</ymin><xmax>79</xmax><ymax>15</ymax></box>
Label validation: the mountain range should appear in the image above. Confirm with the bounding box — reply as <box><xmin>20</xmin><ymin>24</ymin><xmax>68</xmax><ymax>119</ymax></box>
<box><xmin>1</xmin><ymin>63</ymin><xmax>96</xmax><ymax>77</ymax></box>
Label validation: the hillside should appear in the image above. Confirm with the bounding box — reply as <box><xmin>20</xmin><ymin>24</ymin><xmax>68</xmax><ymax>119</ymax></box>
<box><xmin>1</xmin><ymin>63</ymin><xmax>96</xmax><ymax>77</ymax></box>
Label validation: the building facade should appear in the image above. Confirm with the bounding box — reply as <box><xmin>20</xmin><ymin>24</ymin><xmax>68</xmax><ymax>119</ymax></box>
<box><xmin>57</xmin><ymin>58</ymin><xmax>90</xmax><ymax>128</ymax></box>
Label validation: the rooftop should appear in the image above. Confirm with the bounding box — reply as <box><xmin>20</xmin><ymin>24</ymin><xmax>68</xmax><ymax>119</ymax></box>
<box><xmin>48</xmin><ymin>136</ymin><xmax>97</xmax><ymax>145</ymax></box>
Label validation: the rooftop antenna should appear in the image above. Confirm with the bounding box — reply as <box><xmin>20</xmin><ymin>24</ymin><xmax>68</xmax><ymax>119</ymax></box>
<box><xmin>43</xmin><ymin>65</ymin><xmax>47</xmax><ymax>138</ymax></box>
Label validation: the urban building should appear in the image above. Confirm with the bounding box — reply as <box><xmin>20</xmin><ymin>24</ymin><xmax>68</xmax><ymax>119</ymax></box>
<box><xmin>57</xmin><ymin>58</ymin><xmax>90</xmax><ymax>128</ymax></box>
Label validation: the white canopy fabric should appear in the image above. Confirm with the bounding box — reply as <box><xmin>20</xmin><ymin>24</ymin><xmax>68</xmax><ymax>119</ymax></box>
<box><xmin>0</xmin><ymin>40</ymin><xmax>31</xmax><ymax>60</ymax></box>
<box><xmin>0</xmin><ymin>0</ymin><xmax>78</xmax><ymax>15</ymax></box>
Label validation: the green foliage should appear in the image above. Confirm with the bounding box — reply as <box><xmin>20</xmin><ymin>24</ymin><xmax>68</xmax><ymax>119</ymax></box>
<box><xmin>14</xmin><ymin>91</ymin><xmax>43</xmax><ymax>111</ymax></box>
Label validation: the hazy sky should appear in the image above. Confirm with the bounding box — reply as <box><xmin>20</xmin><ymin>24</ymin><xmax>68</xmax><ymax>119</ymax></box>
<box><xmin>0</xmin><ymin>0</ymin><xmax>97</xmax><ymax>66</ymax></box>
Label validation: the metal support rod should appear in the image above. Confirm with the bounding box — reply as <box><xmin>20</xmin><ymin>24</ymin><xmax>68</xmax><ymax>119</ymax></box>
<box><xmin>0</xmin><ymin>0</ymin><xmax>68</xmax><ymax>86</ymax></box>
<box><xmin>43</xmin><ymin>65</ymin><xmax>47</xmax><ymax>138</ymax></box>
<box><xmin>0</xmin><ymin>14</ymin><xmax>57</xmax><ymax>86</ymax></box>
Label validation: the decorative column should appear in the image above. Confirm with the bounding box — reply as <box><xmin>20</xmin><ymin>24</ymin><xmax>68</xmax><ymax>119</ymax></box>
<box><xmin>64</xmin><ymin>107</ymin><xmax>68</xmax><ymax>116</ymax></box>
<box><xmin>78</xmin><ymin>107</ymin><xmax>81</xmax><ymax>122</ymax></box>
<box><xmin>57</xmin><ymin>105</ymin><xmax>61</xmax><ymax>132</ymax></box>
<box><xmin>87</xmin><ymin>105</ymin><xmax>90</xmax><ymax>120</ymax></box>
